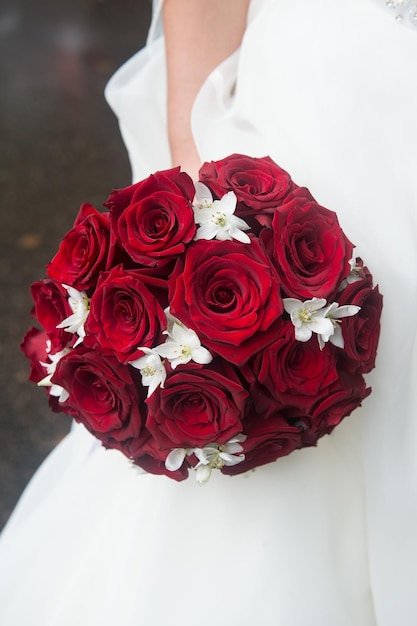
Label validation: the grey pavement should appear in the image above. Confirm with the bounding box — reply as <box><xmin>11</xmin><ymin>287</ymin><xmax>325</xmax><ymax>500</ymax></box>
<box><xmin>0</xmin><ymin>0</ymin><xmax>152</xmax><ymax>529</ymax></box>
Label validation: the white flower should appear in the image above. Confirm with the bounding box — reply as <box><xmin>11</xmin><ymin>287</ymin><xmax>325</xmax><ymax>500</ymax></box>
<box><xmin>195</xmin><ymin>464</ymin><xmax>212</xmax><ymax>485</ymax></box>
<box><xmin>38</xmin><ymin>345</ymin><xmax>71</xmax><ymax>402</ymax></box>
<box><xmin>193</xmin><ymin>182</ymin><xmax>216</xmax><ymax>211</ymax></box>
<box><xmin>193</xmin><ymin>434</ymin><xmax>247</xmax><ymax>485</ymax></box>
<box><xmin>339</xmin><ymin>258</ymin><xmax>363</xmax><ymax>290</ymax></box>
<box><xmin>165</xmin><ymin>448</ymin><xmax>193</xmax><ymax>472</ymax></box>
<box><xmin>283</xmin><ymin>297</ymin><xmax>334</xmax><ymax>343</ymax></box>
<box><xmin>163</xmin><ymin>307</ymin><xmax>185</xmax><ymax>337</ymax></box>
<box><xmin>317</xmin><ymin>302</ymin><xmax>361</xmax><ymax>349</ymax></box>
<box><xmin>193</xmin><ymin>183</ymin><xmax>250</xmax><ymax>244</ymax></box>
<box><xmin>155</xmin><ymin>322</ymin><xmax>212</xmax><ymax>369</ymax></box>
<box><xmin>56</xmin><ymin>285</ymin><xmax>90</xmax><ymax>347</ymax></box>
<box><xmin>129</xmin><ymin>348</ymin><xmax>166</xmax><ymax>397</ymax></box>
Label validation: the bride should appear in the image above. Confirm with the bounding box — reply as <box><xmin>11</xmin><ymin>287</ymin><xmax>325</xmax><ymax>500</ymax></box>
<box><xmin>0</xmin><ymin>1</ymin><xmax>416</xmax><ymax>624</ymax></box>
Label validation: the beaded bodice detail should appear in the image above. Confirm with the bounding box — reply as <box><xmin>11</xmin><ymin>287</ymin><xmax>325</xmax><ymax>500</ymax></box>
<box><xmin>385</xmin><ymin>0</ymin><xmax>417</xmax><ymax>26</ymax></box>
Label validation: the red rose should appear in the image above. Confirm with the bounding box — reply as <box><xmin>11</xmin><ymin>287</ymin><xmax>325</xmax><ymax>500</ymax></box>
<box><xmin>52</xmin><ymin>346</ymin><xmax>145</xmax><ymax>446</ymax></box>
<box><xmin>145</xmin><ymin>364</ymin><xmax>248</xmax><ymax>449</ymax></box>
<box><xmin>267</xmin><ymin>188</ymin><xmax>354</xmax><ymax>299</ymax></box>
<box><xmin>338</xmin><ymin>269</ymin><xmax>383</xmax><ymax>373</ymax></box>
<box><xmin>254</xmin><ymin>322</ymin><xmax>339</xmax><ymax>412</ymax></box>
<box><xmin>47</xmin><ymin>203</ymin><xmax>112</xmax><ymax>291</ymax></box>
<box><xmin>169</xmin><ymin>238</ymin><xmax>283</xmax><ymax>365</ymax></box>
<box><xmin>30</xmin><ymin>279</ymin><xmax>73</xmax><ymax>352</ymax></box>
<box><xmin>106</xmin><ymin>167</ymin><xmax>196</xmax><ymax>266</ymax></box>
<box><xmin>266</xmin><ymin>370</ymin><xmax>369</xmax><ymax>448</ymax></box>
<box><xmin>306</xmin><ymin>371</ymin><xmax>371</xmax><ymax>440</ymax></box>
<box><xmin>199</xmin><ymin>154</ymin><xmax>296</xmax><ymax>227</ymax></box>
<box><xmin>248</xmin><ymin>368</ymin><xmax>370</xmax><ymax>452</ymax></box>
<box><xmin>223</xmin><ymin>414</ymin><xmax>302</xmax><ymax>475</ymax></box>
<box><xmin>85</xmin><ymin>266</ymin><xmax>167</xmax><ymax>363</ymax></box>
<box><xmin>280</xmin><ymin>372</ymin><xmax>370</xmax><ymax>450</ymax></box>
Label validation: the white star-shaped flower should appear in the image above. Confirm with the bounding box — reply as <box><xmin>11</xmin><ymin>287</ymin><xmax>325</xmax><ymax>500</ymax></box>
<box><xmin>317</xmin><ymin>302</ymin><xmax>361</xmax><ymax>349</ymax></box>
<box><xmin>193</xmin><ymin>434</ymin><xmax>247</xmax><ymax>484</ymax></box>
<box><xmin>129</xmin><ymin>348</ymin><xmax>166</xmax><ymax>397</ymax></box>
<box><xmin>162</xmin><ymin>307</ymin><xmax>187</xmax><ymax>337</ymax></box>
<box><xmin>165</xmin><ymin>447</ymin><xmax>194</xmax><ymax>472</ymax></box>
<box><xmin>56</xmin><ymin>285</ymin><xmax>90</xmax><ymax>347</ymax></box>
<box><xmin>38</xmin><ymin>344</ymin><xmax>71</xmax><ymax>402</ymax></box>
<box><xmin>193</xmin><ymin>182</ymin><xmax>250</xmax><ymax>244</ymax></box>
<box><xmin>283</xmin><ymin>297</ymin><xmax>334</xmax><ymax>343</ymax></box>
<box><xmin>339</xmin><ymin>258</ymin><xmax>363</xmax><ymax>291</ymax></box>
<box><xmin>155</xmin><ymin>322</ymin><xmax>212</xmax><ymax>369</ymax></box>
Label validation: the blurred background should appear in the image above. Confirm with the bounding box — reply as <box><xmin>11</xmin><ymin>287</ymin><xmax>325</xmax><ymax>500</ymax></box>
<box><xmin>0</xmin><ymin>0</ymin><xmax>152</xmax><ymax>530</ymax></box>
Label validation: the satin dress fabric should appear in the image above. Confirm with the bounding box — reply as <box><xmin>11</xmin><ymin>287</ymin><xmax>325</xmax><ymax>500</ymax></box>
<box><xmin>0</xmin><ymin>1</ymin><xmax>416</xmax><ymax>624</ymax></box>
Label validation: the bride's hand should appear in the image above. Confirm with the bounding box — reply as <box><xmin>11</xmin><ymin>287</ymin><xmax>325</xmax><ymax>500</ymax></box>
<box><xmin>163</xmin><ymin>0</ymin><xmax>250</xmax><ymax>180</ymax></box>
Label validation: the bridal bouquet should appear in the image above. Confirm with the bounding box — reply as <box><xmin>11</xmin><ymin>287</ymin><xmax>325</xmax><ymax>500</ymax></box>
<box><xmin>22</xmin><ymin>154</ymin><xmax>382</xmax><ymax>483</ymax></box>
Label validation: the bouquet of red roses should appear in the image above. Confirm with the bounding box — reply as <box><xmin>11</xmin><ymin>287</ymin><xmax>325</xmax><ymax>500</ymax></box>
<box><xmin>22</xmin><ymin>154</ymin><xmax>382</xmax><ymax>483</ymax></box>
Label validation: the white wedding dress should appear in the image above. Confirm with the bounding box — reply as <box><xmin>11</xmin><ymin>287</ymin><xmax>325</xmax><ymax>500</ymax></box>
<box><xmin>1</xmin><ymin>1</ymin><xmax>416</xmax><ymax>624</ymax></box>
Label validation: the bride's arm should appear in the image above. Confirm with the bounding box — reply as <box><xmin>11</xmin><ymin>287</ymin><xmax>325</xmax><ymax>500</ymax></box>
<box><xmin>163</xmin><ymin>0</ymin><xmax>250</xmax><ymax>179</ymax></box>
